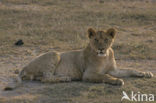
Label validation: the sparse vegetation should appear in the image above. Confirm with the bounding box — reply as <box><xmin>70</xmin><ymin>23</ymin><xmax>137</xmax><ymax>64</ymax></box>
<box><xmin>0</xmin><ymin>0</ymin><xmax>155</xmax><ymax>103</ymax></box>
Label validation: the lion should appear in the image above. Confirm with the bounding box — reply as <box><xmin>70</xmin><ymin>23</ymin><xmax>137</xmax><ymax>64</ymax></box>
<box><xmin>4</xmin><ymin>28</ymin><xmax>153</xmax><ymax>90</ymax></box>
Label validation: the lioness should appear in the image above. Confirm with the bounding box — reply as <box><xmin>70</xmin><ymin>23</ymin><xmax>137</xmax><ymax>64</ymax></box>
<box><xmin>4</xmin><ymin>28</ymin><xmax>153</xmax><ymax>90</ymax></box>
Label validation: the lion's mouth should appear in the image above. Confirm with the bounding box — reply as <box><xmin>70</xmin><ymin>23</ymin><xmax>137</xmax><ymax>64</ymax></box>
<box><xmin>97</xmin><ymin>52</ymin><xmax>107</xmax><ymax>57</ymax></box>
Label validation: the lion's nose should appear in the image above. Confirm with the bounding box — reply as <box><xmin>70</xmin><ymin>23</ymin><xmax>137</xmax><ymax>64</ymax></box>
<box><xmin>99</xmin><ymin>48</ymin><xmax>104</xmax><ymax>51</ymax></box>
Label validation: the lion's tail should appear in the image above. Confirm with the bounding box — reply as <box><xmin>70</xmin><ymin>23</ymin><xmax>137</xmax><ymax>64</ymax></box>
<box><xmin>3</xmin><ymin>70</ymin><xmax>24</xmax><ymax>91</ymax></box>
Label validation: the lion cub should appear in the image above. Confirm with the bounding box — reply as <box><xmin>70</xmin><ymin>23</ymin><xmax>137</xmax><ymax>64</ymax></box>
<box><xmin>4</xmin><ymin>28</ymin><xmax>153</xmax><ymax>90</ymax></box>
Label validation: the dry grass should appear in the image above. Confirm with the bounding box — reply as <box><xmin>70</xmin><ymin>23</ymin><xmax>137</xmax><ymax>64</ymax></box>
<box><xmin>0</xmin><ymin>0</ymin><xmax>156</xmax><ymax>103</ymax></box>
<box><xmin>0</xmin><ymin>0</ymin><xmax>156</xmax><ymax>59</ymax></box>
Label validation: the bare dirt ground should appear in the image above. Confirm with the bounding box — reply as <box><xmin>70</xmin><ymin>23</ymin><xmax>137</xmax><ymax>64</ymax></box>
<box><xmin>0</xmin><ymin>0</ymin><xmax>156</xmax><ymax>103</ymax></box>
<box><xmin>0</xmin><ymin>56</ymin><xmax>155</xmax><ymax>103</ymax></box>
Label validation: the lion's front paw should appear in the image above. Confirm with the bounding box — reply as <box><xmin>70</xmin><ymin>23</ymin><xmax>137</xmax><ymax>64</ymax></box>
<box><xmin>144</xmin><ymin>72</ymin><xmax>154</xmax><ymax>78</ymax></box>
<box><xmin>115</xmin><ymin>79</ymin><xmax>124</xmax><ymax>86</ymax></box>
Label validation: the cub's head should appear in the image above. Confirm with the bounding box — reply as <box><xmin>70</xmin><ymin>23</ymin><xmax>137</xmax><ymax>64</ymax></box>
<box><xmin>87</xmin><ymin>28</ymin><xmax>116</xmax><ymax>57</ymax></box>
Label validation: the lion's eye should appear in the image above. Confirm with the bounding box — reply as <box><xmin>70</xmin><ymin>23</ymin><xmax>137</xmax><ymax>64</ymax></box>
<box><xmin>104</xmin><ymin>39</ymin><xmax>108</xmax><ymax>42</ymax></box>
<box><xmin>94</xmin><ymin>38</ymin><xmax>98</xmax><ymax>42</ymax></box>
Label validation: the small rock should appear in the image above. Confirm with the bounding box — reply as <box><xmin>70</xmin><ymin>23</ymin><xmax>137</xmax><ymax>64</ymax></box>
<box><xmin>15</xmin><ymin>39</ymin><xmax>24</xmax><ymax>46</ymax></box>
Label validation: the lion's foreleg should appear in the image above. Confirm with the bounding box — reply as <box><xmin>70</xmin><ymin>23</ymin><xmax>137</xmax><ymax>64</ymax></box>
<box><xmin>108</xmin><ymin>68</ymin><xmax>153</xmax><ymax>78</ymax></box>
<box><xmin>103</xmin><ymin>74</ymin><xmax>124</xmax><ymax>85</ymax></box>
<box><xmin>83</xmin><ymin>72</ymin><xmax>124</xmax><ymax>85</ymax></box>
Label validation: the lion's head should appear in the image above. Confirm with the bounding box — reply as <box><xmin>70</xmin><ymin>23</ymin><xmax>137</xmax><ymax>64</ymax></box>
<box><xmin>87</xmin><ymin>28</ymin><xmax>116</xmax><ymax>57</ymax></box>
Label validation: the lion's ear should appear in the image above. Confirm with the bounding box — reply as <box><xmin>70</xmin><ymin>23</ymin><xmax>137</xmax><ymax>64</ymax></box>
<box><xmin>107</xmin><ymin>28</ymin><xmax>116</xmax><ymax>38</ymax></box>
<box><xmin>88</xmin><ymin>28</ymin><xmax>96</xmax><ymax>38</ymax></box>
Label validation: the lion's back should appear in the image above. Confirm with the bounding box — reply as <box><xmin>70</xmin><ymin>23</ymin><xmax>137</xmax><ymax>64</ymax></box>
<box><xmin>22</xmin><ymin>51</ymin><xmax>60</xmax><ymax>76</ymax></box>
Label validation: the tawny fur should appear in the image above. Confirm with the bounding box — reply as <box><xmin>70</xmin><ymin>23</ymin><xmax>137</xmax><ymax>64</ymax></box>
<box><xmin>4</xmin><ymin>28</ymin><xmax>154</xmax><ymax>90</ymax></box>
